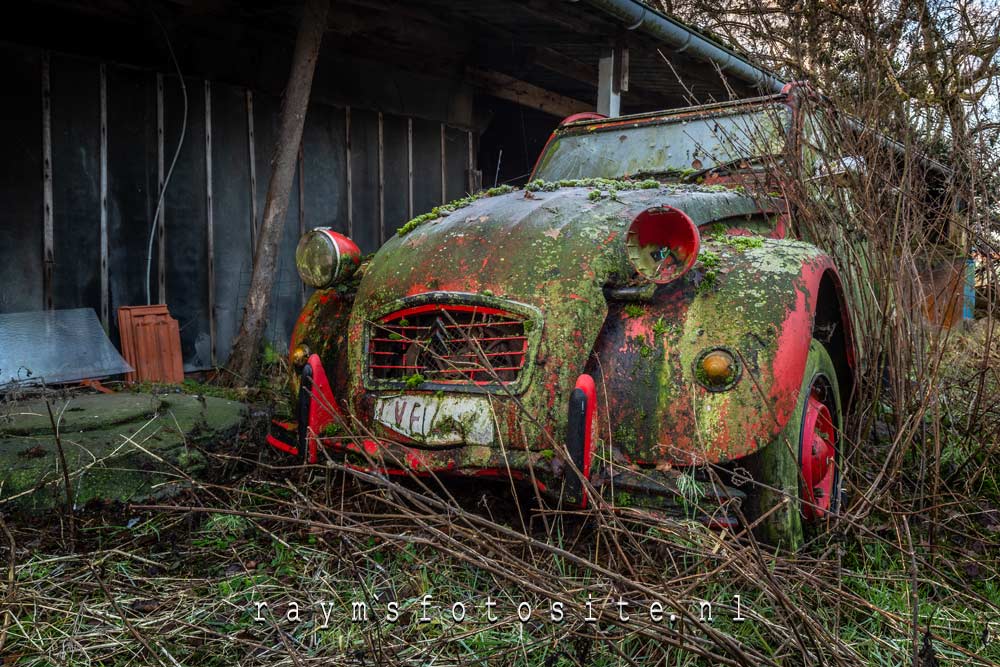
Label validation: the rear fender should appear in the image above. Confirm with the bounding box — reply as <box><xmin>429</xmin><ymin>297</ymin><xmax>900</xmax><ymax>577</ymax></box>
<box><xmin>671</xmin><ymin>239</ymin><xmax>852</xmax><ymax>464</ymax></box>
<box><xmin>593</xmin><ymin>238</ymin><xmax>854</xmax><ymax>466</ymax></box>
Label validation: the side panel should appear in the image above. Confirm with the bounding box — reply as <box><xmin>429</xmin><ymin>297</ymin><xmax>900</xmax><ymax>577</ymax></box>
<box><xmin>590</xmin><ymin>238</ymin><xmax>843</xmax><ymax>465</ymax></box>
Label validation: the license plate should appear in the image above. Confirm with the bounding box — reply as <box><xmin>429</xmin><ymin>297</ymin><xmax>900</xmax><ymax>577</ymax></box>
<box><xmin>374</xmin><ymin>394</ymin><xmax>495</xmax><ymax>446</ymax></box>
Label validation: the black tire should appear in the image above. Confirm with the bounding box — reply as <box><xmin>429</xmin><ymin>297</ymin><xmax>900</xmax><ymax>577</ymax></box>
<box><xmin>744</xmin><ymin>339</ymin><xmax>842</xmax><ymax>551</ymax></box>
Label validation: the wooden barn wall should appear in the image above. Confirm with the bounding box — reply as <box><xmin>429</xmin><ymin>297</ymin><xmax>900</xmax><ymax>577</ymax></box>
<box><xmin>0</xmin><ymin>44</ymin><xmax>478</xmax><ymax>371</ymax></box>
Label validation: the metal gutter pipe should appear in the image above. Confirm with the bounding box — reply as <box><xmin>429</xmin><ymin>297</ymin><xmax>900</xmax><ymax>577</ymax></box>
<box><xmin>582</xmin><ymin>0</ymin><xmax>786</xmax><ymax>93</ymax></box>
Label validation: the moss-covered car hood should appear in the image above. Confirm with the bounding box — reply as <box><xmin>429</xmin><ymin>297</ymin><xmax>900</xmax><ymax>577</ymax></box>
<box><xmin>344</xmin><ymin>185</ymin><xmax>772</xmax><ymax>450</ymax></box>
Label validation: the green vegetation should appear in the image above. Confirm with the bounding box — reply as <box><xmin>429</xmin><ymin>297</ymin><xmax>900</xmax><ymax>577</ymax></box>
<box><xmin>321</xmin><ymin>421</ymin><xmax>343</xmax><ymax>437</ymax></box>
<box><xmin>262</xmin><ymin>341</ymin><xmax>283</xmax><ymax>367</ymax></box>
<box><xmin>698</xmin><ymin>250</ymin><xmax>721</xmax><ymax>268</ymax></box>
<box><xmin>623</xmin><ymin>303</ymin><xmax>645</xmax><ymax>318</ymax></box>
<box><xmin>525</xmin><ymin>177</ymin><xmax>661</xmax><ymax>192</ymax></box>
<box><xmin>403</xmin><ymin>373</ymin><xmax>426</xmax><ymax>389</ymax></box>
<box><xmin>397</xmin><ymin>185</ymin><xmax>515</xmax><ymax>237</ymax></box>
<box><xmin>725</xmin><ymin>235</ymin><xmax>764</xmax><ymax>251</ymax></box>
<box><xmin>696</xmin><ymin>250</ymin><xmax>721</xmax><ymax>293</ymax></box>
<box><xmin>651</xmin><ymin>317</ymin><xmax>673</xmax><ymax>340</ymax></box>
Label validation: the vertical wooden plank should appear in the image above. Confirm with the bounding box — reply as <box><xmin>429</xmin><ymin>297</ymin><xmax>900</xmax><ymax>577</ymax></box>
<box><xmin>246</xmin><ymin>89</ymin><xmax>258</xmax><ymax>260</ymax></box>
<box><xmin>41</xmin><ymin>52</ymin><xmax>53</xmax><ymax>310</ymax></box>
<box><xmin>204</xmin><ymin>80</ymin><xmax>216</xmax><ymax>366</ymax></box>
<box><xmin>407</xmin><ymin>117</ymin><xmax>413</xmax><ymax>220</ymax></box>
<box><xmin>297</xmin><ymin>141</ymin><xmax>305</xmax><ymax>302</ymax></box>
<box><xmin>156</xmin><ymin>72</ymin><xmax>166</xmax><ymax>304</ymax></box>
<box><xmin>467</xmin><ymin>130</ymin><xmax>475</xmax><ymax>194</ymax></box>
<box><xmin>49</xmin><ymin>55</ymin><xmax>101</xmax><ymax>312</ymax></box>
<box><xmin>440</xmin><ymin>123</ymin><xmax>447</xmax><ymax>204</ymax></box>
<box><xmin>297</xmin><ymin>144</ymin><xmax>305</xmax><ymax>237</ymax></box>
<box><xmin>377</xmin><ymin>111</ymin><xmax>384</xmax><ymax>245</ymax></box>
<box><xmin>99</xmin><ymin>63</ymin><xmax>109</xmax><ymax>328</ymax></box>
<box><xmin>345</xmin><ymin>105</ymin><xmax>353</xmax><ymax>237</ymax></box>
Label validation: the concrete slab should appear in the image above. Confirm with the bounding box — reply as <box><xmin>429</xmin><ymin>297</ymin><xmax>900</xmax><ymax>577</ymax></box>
<box><xmin>0</xmin><ymin>392</ymin><xmax>246</xmax><ymax>511</ymax></box>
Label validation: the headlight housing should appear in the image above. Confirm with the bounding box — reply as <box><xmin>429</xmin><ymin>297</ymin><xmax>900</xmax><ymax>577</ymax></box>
<box><xmin>625</xmin><ymin>206</ymin><xmax>700</xmax><ymax>283</ymax></box>
<box><xmin>295</xmin><ymin>228</ymin><xmax>361</xmax><ymax>288</ymax></box>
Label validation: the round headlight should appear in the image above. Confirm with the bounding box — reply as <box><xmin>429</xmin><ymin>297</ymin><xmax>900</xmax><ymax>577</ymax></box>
<box><xmin>295</xmin><ymin>228</ymin><xmax>361</xmax><ymax>288</ymax></box>
<box><xmin>625</xmin><ymin>206</ymin><xmax>700</xmax><ymax>283</ymax></box>
<box><xmin>291</xmin><ymin>344</ymin><xmax>311</xmax><ymax>368</ymax></box>
<box><xmin>694</xmin><ymin>348</ymin><xmax>741</xmax><ymax>391</ymax></box>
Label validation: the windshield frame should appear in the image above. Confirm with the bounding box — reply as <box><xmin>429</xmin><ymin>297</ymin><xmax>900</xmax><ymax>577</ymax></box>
<box><xmin>529</xmin><ymin>94</ymin><xmax>795</xmax><ymax>183</ymax></box>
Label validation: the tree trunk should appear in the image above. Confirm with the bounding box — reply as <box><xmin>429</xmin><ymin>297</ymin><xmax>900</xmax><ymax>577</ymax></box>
<box><xmin>225</xmin><ymin>0</ymin><xmax>329</xmax><ymax>386</ymax></box>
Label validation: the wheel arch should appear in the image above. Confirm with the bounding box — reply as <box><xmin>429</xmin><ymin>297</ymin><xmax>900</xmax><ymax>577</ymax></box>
<box><xmin>813</xmin><ymin>268</ymin><xmax>857</xmax><ymax>411</ymax></box>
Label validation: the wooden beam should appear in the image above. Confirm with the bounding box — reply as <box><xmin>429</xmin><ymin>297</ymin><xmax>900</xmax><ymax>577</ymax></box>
<box><xmin>533</xmin><ymin>45</ymin><xmax>672</xmax><ymax>111</ymax></box>
<box><xmin>440</xmin><ymin>123</ymin><xmax>446</xmax><ymax>204</ymax></box>
<box><xmin>297</xmin><ymin>144</ymin><xmax>305</xmax><ymax>238</ymax></box>
<box><xmin>407</xmin><ymin>117</ymin><xmax>413</xmax><ymax>219</ymax></box>
<box><xmin>345</xmin><ymin>105</ymin><xmax>353</xmax><ymax>236</ymax></box>
<box><xmin>297</xmin><ymin>142</ymin><xmax>305</xmax><ymax>303</ymax></box>
<box><xmin>597</xmin><ymin>53</ymin><xmax>620</xmax><ymax>117</ymax></box>
<box><xmin>377</xmin><ymin>111</ymin><xmax>384</xmax><ymax>243</ymax></box>
<box><xmin>41</xmin><ymin>52</ymin><xmax>53</xmax><ymax>311</ymax></box>
<box><xmin>246</xmin><ymin>89</ymin><xmax>258</xmax><ymax>262</ymax></box>
<box><xmin>530</xmin><ymin>46</ymin><xmax>595</xmax><ymax>87</ymax></box>
<box><xmin>466</xmin><ymin>130</ymin><xmax>474</xmax><ymax>195</ymax></box>
<box><xmin>464</xmin><ymin>67</ymin><xmax>590</xmax><ymax>118</ymax></box>
<box><xmin>99</xmin><ymin>64</ymin><xmax>108</xmax><ymax>329</ymax></box>
<box><xmin>156</xmin><ymin>72</ymin><xmax>166</xmax><ymax>304</ymax></box>
<box><xmin>205</xmin><ymin>80</ymin><xmax>216</xmax><ymax>366</ymax></box>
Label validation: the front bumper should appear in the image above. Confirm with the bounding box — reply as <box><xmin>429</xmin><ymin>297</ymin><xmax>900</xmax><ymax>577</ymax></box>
<box><xmin>266</xmin><ymin>355</ymin><xmax>745</xmax><ymax>522</ymax></box>
<box><xmin>267</xmin><ymin>354</ymin><xmax>598</xmax><ymax>503</ymax></box>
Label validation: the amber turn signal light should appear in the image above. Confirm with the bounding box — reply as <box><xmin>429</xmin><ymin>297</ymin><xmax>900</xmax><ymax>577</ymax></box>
<box><xmin>292</xmin><ymin>344</ymin><xmax>311</xmax><ymax>368</ymax></box>
<box><xmin>695</xmin><ymin>348</ymin><xmax>740</xmax><ymax>391</ymax></box>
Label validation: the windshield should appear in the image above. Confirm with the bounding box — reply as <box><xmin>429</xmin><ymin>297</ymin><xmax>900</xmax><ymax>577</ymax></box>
<box><xmin>533</xmin><ymin>104</ymin><xmax>792</xmax><ymax>181</ymax></box>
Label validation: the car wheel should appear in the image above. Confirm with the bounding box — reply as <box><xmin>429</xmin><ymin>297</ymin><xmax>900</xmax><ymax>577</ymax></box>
<box><xmin>744</xmin><ymin>339</ymin><xmax>842</xmax><ymax>551</ymax></box>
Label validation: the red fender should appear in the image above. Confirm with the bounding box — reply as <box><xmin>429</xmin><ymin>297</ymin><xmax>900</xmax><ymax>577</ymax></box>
<box><xmin>572</xmin><ymin>373</ymin><xmax>597</xmax><ymax>508</ymax></box>
<box><xmin>304</xmin><ymin>353</ymin><xmax>339</xmax><ymax>463</ymax></box>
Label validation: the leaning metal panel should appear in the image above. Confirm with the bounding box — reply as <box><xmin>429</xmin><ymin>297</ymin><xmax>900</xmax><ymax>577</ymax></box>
<box><xmin>0</xmin><ymin>308</ymin><xmax>133</xmax><ymax>387</ymax></box>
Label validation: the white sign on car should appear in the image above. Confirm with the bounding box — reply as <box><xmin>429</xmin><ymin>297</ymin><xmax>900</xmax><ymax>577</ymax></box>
<box><xmin>374</xmin><ymin>393</ymin><xmax>495</xmax><ymax>446</ymax></box>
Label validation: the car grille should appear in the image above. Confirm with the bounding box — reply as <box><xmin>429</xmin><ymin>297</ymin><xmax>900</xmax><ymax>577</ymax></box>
<box><xmin>368</xmin><ymin>304</ymin><xmax>529</xmax><ymax>387</ymax></box>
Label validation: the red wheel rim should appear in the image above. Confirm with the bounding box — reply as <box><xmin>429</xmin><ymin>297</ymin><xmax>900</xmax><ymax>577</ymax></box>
<box><xmin>800</xmin><ymin>385</ymin><xmax>836</xmax><ymax>520</ymax></box>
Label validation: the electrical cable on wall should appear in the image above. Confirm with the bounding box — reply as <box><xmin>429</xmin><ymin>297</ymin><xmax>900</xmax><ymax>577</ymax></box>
<box><xmin>145</xmin><ymin>6</ymin><xmax>188</xmax><ymax>305</ymax></box>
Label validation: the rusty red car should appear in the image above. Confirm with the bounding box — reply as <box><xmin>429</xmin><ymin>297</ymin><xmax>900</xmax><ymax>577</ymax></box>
<box><xmin>269</xmin><ymin>86</ymin><xmax>857</xmax><ymax>549</ymax></box>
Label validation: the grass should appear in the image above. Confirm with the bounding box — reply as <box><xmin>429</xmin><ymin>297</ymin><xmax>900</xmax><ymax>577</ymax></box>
<box><xmin>2</xmin><ymin>418</ymin><xmax>998</xmax><ymax>665</ymax></box>
<box><xmin>4</xmin><ymin>289</ymin><xmax>999</xmax><ymax>666</ymax></box>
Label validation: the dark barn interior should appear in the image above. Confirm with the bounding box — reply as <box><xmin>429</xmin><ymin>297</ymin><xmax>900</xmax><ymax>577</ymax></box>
<box><xmin>0</xmin><ymin>0</ymin><xmax>779</xmax><ymax>372</ymax></box>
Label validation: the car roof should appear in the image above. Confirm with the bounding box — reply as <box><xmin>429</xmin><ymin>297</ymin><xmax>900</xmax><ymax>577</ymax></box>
<box><xmin>557</xmin><ymin>93</ymin><xmax>790</xmax><ymax>134</ymax></box>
